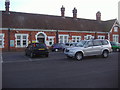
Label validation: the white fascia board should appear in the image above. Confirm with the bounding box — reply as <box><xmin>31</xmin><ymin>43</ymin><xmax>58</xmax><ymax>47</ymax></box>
<box><xmin>0</xmin><ymin>28</ymin><xmax>108</xmax><ymax>34</ymax></box>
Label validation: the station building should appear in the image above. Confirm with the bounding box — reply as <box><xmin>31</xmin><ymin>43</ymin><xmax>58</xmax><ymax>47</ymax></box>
<box><xmin>0</xmin><ymin>0</ymin><xmax>120</xmax><ymax>51</ymax></box>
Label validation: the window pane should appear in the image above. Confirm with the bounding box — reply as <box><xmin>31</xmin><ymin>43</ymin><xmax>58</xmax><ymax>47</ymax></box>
<box><xmin>60</xmin><ymin>36</ymin><xmax>63</xmax><ymax>43</ymax></box>
<box><xmin>49</xmin><ymin>42</ymin><xmax>52</xmax><ymax>45</ymax></box>
<box><xmin>77</xmin><ymin>37</ymin><xmax>79</xmax><ymax>39</ymax></box>
<box><xmin>64</xmin><ymin>40</ymin><xmax>67</xmax><ymax>43</ymax></box>
<box><xmin>49</xmin><ymin>38</ymin><xmax>52</xmax><ymax>41</ymax></box>
<box><xmin>17</xmin><ymin>36</ymin><xmax>21</xmax><ymax>39</ymax></box>
<box><xmin>87</xmin><ymin>41</ymin><xmax>93</xmax><ymax>47</ymax></box>
<box><xmin>17</xmin><ymin>40</ymin><xmax>21</xmax><ymax>46</ymax></box>
<box><xmin>102</xmin><ymin>40</ymin><xmax>108</xmax><ymax>45</ymax></box>
<box><xmin>23</xmin><ymin>40</ymin><xmax>27</xmax><ymax>46</ymax></box>
<box><xmin>114</xmin><ymin>27</ymin><xmax>118</xmax><ymax>32</ymax></box>
<box><xmin>93</xmin><ymin>40</ymin><xmax>102</xmax><ymax>46</ymax></box>
<box><xmin>0</xmin><ymin>35</ymin><xmax>3</xmax><ymax>39</ymax></box>
<box><xmin>23</xmin><ymin>35</ymin><xmax>27</xmax><ymax>39</ymax></box>
<box><xmin>64</xmin><ymin>36</ymin><xmax>67</xmax><ymax>39</ymax></box>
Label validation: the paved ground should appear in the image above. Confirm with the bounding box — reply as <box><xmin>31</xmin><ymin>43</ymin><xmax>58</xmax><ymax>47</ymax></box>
<box><xmin>2</xmin><ymin>51</ymin><xmax>119</xmax><ymax>88</ymax></box>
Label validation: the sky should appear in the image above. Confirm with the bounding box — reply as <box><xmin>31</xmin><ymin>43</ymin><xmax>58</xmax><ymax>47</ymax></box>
<box><xmin>0</xmin><ymin>0</ymin><xmax>120</xmax><ymax>21</ymax></box>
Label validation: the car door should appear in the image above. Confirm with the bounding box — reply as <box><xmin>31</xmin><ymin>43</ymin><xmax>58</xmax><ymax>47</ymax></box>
<box><xmin>92</xmin><ymin>40</ymin><xmax>103</xmax><ymax>55</ymax></box>
<box><xmin>83</xmin><ymin>41</ymin><xmax>94</xmax><ymax>56</ymax></box>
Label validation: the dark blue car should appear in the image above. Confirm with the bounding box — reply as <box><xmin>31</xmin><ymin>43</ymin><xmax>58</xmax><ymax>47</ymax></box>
<box><xmin>51</xmin><ymin>43</ymin><xmax>65</xmax><ymax>52</ymax></box>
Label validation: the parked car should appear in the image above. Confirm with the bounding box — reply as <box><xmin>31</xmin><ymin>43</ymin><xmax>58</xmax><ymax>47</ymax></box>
<box><xmin>25</xmin><ymin>42</ymin><xmax>49</xmax><ymax>58</ymax></box>
<box><xmin>65</xmin><ymin>42</ymin><xmax>78</xmax><ymax>47</ymax></box>
<box><xmin>64</xmin><ymin>42</ymin><xmax>78</xmax><ymax>50</ymax></box>
<box><xmin>110</xmin><ymin>41</ymin><xmax>120</xmax><ymax>52</ymax></box>
<box><xmin>64</xmin><ymin>39</ymin><xmax>112</xmax><ymax>61</ymax></box>
<box><xmin>50</xmin><ymin>43</ymin><xmax>66</xmax><ymax>52</ymax></box>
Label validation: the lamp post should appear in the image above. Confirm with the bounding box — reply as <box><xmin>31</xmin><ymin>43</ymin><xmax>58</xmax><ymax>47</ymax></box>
<box><xmin>94</xmin><ymin>32</ymin><xmax>97</xmax><ymax>39</ymax></box>
<box><xmin>8</xmin><ymin>28</ymin><xmax>10</xmax><ymax>51</ymax></box>
<box><xmin>56</xmin><ymin>30</ymin><xmax>59</xmax><ymax>43</ymax></box>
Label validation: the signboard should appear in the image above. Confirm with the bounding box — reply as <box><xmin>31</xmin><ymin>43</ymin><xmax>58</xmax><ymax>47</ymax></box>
<box><xmin>10</xmin><ymin>40</ymin><xmax>14</xmax><ymax>47</ymax></box>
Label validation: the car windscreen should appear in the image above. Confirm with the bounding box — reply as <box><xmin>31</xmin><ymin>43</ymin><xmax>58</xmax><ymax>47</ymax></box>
<box><xmin>76</xmin><ymin>41</ymin><xmax>87</xmax><ymax>47</ymax></box>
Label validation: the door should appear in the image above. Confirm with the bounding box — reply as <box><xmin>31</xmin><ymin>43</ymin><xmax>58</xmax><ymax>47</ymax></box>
<box><xmin>92</xmin><ymin>40</ymin><xmax>103</xmax><ymax>55</ymax></box>
<box><xmin>37</xmin><ymin>33</ymin><xmax>45</xmax><ymax>43</ymax></box>
<box><xmin>83</xmin><ymin>41</ymin><xmax>94</xmax><ymax>56</ymax></box>
<box><xmin>37</xmin><ymin>38</ymin><xmax>44</xmax><ymax>43</ymax></box>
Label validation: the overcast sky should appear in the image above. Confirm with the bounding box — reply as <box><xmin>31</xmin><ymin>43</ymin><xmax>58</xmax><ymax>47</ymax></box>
<box><xmin>0</xmin><ymin>0</ymin><xmax>120</xmax><ymax>21</ymax></box>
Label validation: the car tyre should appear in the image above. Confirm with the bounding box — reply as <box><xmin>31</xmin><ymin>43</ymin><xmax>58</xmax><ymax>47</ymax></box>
<box><xmin>102</xmin><ymin>51</ymin><xmax>109</xmax><ymax>58</ymax></box>
<box><xmin>75</xmin><ymin>52</ymin><xmax>83</xmax><ymax>61</ymax></box>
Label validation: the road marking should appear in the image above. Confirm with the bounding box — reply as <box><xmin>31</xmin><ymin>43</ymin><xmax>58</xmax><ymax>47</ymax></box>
<box><xmin>3</xmin><ymin>60</ymin><xmax>29</xmax><ymax>63</ymax></box>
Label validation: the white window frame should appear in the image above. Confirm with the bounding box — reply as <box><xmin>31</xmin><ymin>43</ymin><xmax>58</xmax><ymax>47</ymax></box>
<box><xmin>84</xmin><ymin>35</ymin><xmax>94</xmax><ymax>40</ymax></box>
<box><xmin>114</xmin><ymin>27</ymin><xmax>118</xmax><ymax>32</ymax></box>
<box><xmin>48</xmin><ymin>36</ymin><xmax>55</xmax><ymax>46</ymax></box>
<box><xmin>98</xmin><ymin>35</ymin><xmax>105</xmax><ymax>39</ymax></box>
<box><xmin>113</xmin><ymin>34</ymin><xmax>119</xmax><ymax>43</ymax></box>
<box><xmin>59</xmin><ymin>35</ymin><xmax>69</xmax><ymax>43</ymax></box>
<box><xmin>72</xmin><ymin>36</ymin><xmax>81</xmax><ymax>43</ymax></box>
<box><xmin>0</xmin><ymin>33</ymin><xmax>5</xmax><ymax>48</ymax></box>
<box><xmin>15</xmin><ymin>34</ymin><xmax>28</xmax><ymax>47</ymax></box>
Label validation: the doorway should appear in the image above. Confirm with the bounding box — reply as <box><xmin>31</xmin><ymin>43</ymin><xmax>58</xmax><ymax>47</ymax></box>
<box><xmin>37</xmin><ymin>33</ymin><xmax>45</xmax><ymax>43</ymax></box>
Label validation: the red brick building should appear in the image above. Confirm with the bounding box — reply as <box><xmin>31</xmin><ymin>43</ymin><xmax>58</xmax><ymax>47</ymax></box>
<box><xmin>0</xmin><ymin>0</ymin><xmax>120</xmax><ymax>51</ymax></box>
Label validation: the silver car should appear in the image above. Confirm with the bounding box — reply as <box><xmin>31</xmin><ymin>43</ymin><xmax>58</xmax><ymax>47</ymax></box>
<box><xmin>64</xmin><ymin>39</ymin><xmax>112</xmax><ymax>61</ymax></box>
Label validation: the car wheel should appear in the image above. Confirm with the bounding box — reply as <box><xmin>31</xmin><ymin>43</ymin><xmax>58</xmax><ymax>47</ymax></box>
<box><xmin>30</xmin><ymin>52</ymin><xmax>34</xmax><ymax>58</ymax></box>
<box><xmin>75</xmin><ymin>52</ymin><xmax>83</xmax><ymax>61</ymax></box>
<box><xmin>55</xmin><ymin>49</ymin><xmax>59</xmax><ymax>52</ymax></box>
<box><xmin>102</xmin><ymin>51</ymin><xmax>109</xmax><ymax>58</ymax></box>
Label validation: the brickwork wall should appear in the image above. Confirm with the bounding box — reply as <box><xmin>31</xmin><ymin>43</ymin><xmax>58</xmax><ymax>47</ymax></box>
<box><xmin>1</xmin><ymin>28</ymin><xmax>119</xmax><ymax>51</ymax></box>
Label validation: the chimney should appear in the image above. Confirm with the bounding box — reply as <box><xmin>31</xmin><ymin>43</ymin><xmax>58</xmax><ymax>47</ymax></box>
<box><xmin>72</xmin><ymin>7</ymin><xmax>77</xmax><ymax>19</ymax></box>
<box><xmin>5</xmin><ymin>0</ymin><xmax>10</xmax><ymax>13</ymax></box>
<box><xmin>61</xmin><ymin>5</ymin><xmax>65</xmax><ymax>17</ymax></box>
<box><xmin>96</xmin><ymin>11</ymin><xmax>101</xmax><ymax>22</ymax></box>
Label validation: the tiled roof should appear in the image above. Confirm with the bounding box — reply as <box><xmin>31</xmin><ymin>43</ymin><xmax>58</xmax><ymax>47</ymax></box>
<box><xmin>2</xmin><ymin>11</ymin><xmax>116</xmax><ymax>32</ymax></box>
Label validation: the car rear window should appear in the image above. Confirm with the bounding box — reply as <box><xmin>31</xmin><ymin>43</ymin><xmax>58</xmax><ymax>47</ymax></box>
<box><xmin>33</xmin><ymin>43</ymin><xmax>46</xmax><ymax>48</ymax></box>
<box><xmin>101</xmin><ymin>40</ymin><xmax>109</xmax><ymax>45</ymax></box>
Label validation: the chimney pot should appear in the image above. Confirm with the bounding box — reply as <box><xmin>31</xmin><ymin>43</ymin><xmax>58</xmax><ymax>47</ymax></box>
<box><xmin>96</xmin><ymin>11</ymin><xmax>101</xmax><ymax>22</ymax></box>
<box><xmin>5</xmin><ymin>0</ymin><xmax>10</xmax><ymax>13</ymax></box>
<box><xmin>73</xmin><ymin>7</ymin><xmax>77</xmax><ymax>19</ymax></box>
<box><xmin>61</xmin><ymin>5</ymin><xmax>65</xmax><ymax>17</ymax></box>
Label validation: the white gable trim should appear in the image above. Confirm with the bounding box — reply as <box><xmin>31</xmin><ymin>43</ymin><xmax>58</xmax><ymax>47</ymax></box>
<box><xmin>110</xmin><ymin>19</ymin><xmax>119</xmax><ymax>33</ymax></box>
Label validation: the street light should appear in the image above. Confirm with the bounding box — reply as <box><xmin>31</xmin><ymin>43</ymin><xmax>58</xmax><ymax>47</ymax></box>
<box><xmin>8</xmin><ymin>28</ymin><xmax>10</xmax><ymax>51</ymax></box>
